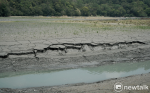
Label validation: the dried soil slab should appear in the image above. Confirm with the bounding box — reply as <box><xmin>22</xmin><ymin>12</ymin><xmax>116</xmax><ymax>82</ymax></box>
<box><xmin>91</xmin><ymin>43</ymin><xmax>99</xmax><ymax>46</ymax></box>
<box><xmin>9</xmin><ymin>50</ymin><xmax>33</xmax><ymax>55</ymax></box>
<box><xmin>30</xmin><ymin>40</ymin><xmax>45</xmax><ymax>44</ymax></box>
<box><xmin>92</xmin><ymin>38</ymin><xmax>105</xmax><ymax>43</ymax></box>
<box><xmin>82</xmin><ymin>45</ymin><xmax>92</xmax><ymax>52</ymax></box>
<box><xmin>34</xmin><ymin>44</ymin><xmax>49</xmax><ymax>50</ymax></box>
<box><xmin>17</xmin><ymin>45</ymin><xmax>34</xmax><ymax>50</ymax></box>
<box><xmin>47</xmin><ymin>39</ymin><xmax>58</xmax><ymax>44</ymax></box>
<box><xmin>17</xmin><ymin>41</ymin><xmax>30</xmax><ymax>45</ymax></box>
<box><xmin>0</xmin><ymin>52</ymin><xmax>8</xmax><ymax>58</ymax></box>
<box><xmin>50</xmin><ymin>45</ymin><xmax>66</xmax><ymax>49</ymax></box>
<box><xmin>57</xmin><ymin>38</ymin><xmax>74</xmax><ymax>44</ymax></box>
<box><xmin>73</xmin><ymin>38</ymin><xmax>83</xmax><ymax>44</ymax></box>
<box><xmin>81</xmin><ymin>38</ymin><xmax>91</xmax><ymax>43</ymax></box>
<box><xmin>0</xmin><ymin>42</ymin><xmax>19</xmax><ymax>46</ymax></box>
<box><xmin>43</xmin><ymin>41</ymin><xmax>52</xmax><ymax>45</ymax></box>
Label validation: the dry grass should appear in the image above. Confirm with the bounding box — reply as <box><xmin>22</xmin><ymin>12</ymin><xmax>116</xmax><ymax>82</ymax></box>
<box><xmin>0</xmin><ymin>17</ymin><xmax>150</xmax><ymax>42</ymax></box>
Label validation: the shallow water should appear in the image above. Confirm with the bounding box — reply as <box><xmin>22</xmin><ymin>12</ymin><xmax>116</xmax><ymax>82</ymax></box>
<box><xmin>0</xmin><ymin>61</ymin><xmax>150</xmax><ymax>89</ymax></box>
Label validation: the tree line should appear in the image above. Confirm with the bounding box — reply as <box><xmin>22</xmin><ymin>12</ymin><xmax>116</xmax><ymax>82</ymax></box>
<box><xmin>0</xmin><ymin>0</ymin><xmax>150</xmax><ymax>17</ymax></box>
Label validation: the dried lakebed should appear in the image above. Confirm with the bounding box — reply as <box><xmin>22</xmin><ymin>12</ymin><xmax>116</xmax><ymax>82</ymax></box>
<box><xmin>0</xmin><ymin>39</ymin><xmax>150</xmax><ymax>73</ymax></box>
<box><xmin>0</xmin><ymin>60</ymin><xmax>150</xmax><ymax>89</ymax></box>
<box><xmin>0</xmin><ymin>17</ymin><xmax>150</xmax><ymax>92</ymax></box>
<box><xmin>0</xmin><ymin>39</ymin><xmax>150</xmax><ymax>93</ymax></box>
<box><xmin>0</xmin><ymin>40</ymin><xmax>147</xmax><ymax>58</ymax></box>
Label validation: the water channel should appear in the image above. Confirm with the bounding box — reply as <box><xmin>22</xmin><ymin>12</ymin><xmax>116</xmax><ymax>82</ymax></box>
<box><xmin>0</xmin><ymin>61</ymin><xmax>150</xmax><ymax>89</ymax></box>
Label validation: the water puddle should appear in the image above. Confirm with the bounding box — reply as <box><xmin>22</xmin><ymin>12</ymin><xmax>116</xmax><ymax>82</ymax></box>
<box><xmin>0</xmin><ymin>61</ymin><xmax>150</xmax><ymax>89</ymax></box>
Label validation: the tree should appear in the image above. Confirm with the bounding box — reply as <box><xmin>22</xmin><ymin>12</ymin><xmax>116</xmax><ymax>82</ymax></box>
<box><xmin>145</xmin><ymin>8</ymin><xmax>150</xmax><ymax>16</ymax></box>
<box><xmin>33</xmin><ymin>6</ymin><xmax>43</xmax><ymax>16</ymax></box>
<box><xmin>54</xmin><ymin>3</ymin><xmax>62</xmax><ymax>12</ymax></box>
<box><xmin>118</xmin><ymin>7</ymin><xmax>126</xmax><ymax>16</ymax></box>
<box><xmin>81</xmin><ymin>6</ymin><xmax>90</xmax><ymax>16</ymax></box>
<box><xmin>66</xmin><ymin>8</ymin><xmax>74</xmax><ymax>16</ymax></box>
<box><xmin>90</xmin><ymin>3</ymin><xmax>99</xmax><ymax>16</ymax></box>
<box><xmin>2</xmin><ymin>0</ymin><xmax>150</xmax><ymax>17</ymax></box>
<box><xmin>131</xmin><ymin>6</ymin><xmax>147</xmax><ymax>17</ymax></box>
<box><xmin>42</xmin><ymin>5</ymin><xmax>55</xmax><ymax>16</ymax></box>
<box><xmin>75</xmin><ymin>8</ymin><xmax>81</xmax><ymax>16</ymax></box>
<box><xmin>0</xmin><ymin>0</ymin><xmax>10</xmax><ymax>17</ymax></box>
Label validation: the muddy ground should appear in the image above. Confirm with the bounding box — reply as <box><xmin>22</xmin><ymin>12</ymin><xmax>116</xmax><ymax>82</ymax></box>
<box><xmin>0</xmin><ymin>39</ymin><xmax>150</xmax><ymax>73</ymax></box>
<box><xmin>0</xmin><ymin>39</ymin><xmax>150</xmax><ymax>93</ymax></box>
<box><xmin>0</xmin><ymin>17</ymin><xmax>150</xmax><ymax>93</ymax></box>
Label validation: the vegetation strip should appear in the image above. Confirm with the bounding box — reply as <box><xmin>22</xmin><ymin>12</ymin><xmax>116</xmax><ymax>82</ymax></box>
<box><xmin>0</xmin><ymin>0</ymin><xmax>150</xmax><ymax>17</ymax></box>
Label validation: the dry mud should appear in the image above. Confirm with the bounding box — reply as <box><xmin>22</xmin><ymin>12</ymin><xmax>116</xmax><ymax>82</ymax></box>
<box><xmin>0</xmin><ymin>38</ymin><xmax>150</xmax><ymax>73</ymax></box>
<box><xmin>0</xmin><ymin>17</ymin><xmax>150</xmax><ymax>93</ymax></box>
<box><xmin>0</xmin><ymin>38</ymin><xmax>150</xmax><ymax>93</ymax></box>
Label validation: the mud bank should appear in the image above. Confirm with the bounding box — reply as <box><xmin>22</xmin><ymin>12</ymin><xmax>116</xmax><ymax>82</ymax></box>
<box><xmin>0</xmin><ymin>40</ymin><xmax>146</xmax><ymax>58</ymax></box>
<box><xmin>0</xmin><ymin>39</ymin><xmax>150</xmax><ymax>73</ymax></box>
<box><xmin>0</xmin><ymin>17</ymin><xmax>150</xmax><ymax>92</ymax></box>
<box><xmin>0</xmin><ymin>40</ymin><xmax>150</xmax><ymax>93</ymax></box>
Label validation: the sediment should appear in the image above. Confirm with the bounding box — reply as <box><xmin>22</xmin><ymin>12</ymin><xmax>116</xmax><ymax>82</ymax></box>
<box><xmin>1</xmin><ymin>17</ymin><xmax>150</xmax><ymax>93</ymax></box>
<box><xmin>0</xmin><ymin>39</ymin><xmax>150</xmax><ymax>93</ymax></box>
<box><xmin>0</xmin><ymin>38</ymin><xmax>150</xmax><ymax>74</ymax></box>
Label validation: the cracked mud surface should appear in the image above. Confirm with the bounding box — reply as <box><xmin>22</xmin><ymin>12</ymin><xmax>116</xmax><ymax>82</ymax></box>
<box><xmin>0</xmin><ymin>38</ymin><xmax>150</xmax><ymax>93</ymax></box>
<box><xmin>0</xmin><ymin>39</ymin><xmax>150</xmax><ymax>73</ymax></box>
<box><xmin>0</xmin><ymin>39</ymin><xmax>146</xmax><ymax>58</ymax></box>
<box><xmin>0</xmin><ymin>17</ymin><xmax>150</xmax><ymax>93</ymax></box>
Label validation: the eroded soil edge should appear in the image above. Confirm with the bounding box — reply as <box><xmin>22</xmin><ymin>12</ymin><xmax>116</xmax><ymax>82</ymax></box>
<box><xmin>0</xmin><ymin>40</ymin><xmax>150</xmax><ymax>74</ymax></box>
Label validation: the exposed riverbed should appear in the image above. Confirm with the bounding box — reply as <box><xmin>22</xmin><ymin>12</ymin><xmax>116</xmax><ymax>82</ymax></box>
<box><xmin>0</xmin><ymin>17</ymin><xmax>150</xmax><ymax>93</ymax></box>
<box><xmin>0</xmin><ymin>61</ymin><xmax>150</xmax><ymax>89</ymax></box>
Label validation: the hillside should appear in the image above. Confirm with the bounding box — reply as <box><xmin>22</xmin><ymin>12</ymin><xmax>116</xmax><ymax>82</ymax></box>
<box><xmin>0</xmin><ymin>0</ymin><xmax>150</xmax><ymax>17</ymax></box>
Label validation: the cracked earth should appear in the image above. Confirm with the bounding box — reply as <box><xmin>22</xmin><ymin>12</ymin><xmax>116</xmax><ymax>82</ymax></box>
<box><xmin>0</xmin><ymin>38</ymin><xmax>147</xmax><ymax>58</ymax></box>
<box><xmin>0</xmin><ymin>17</ymin><xmax>150</xmax><ymax>93</ymax></box>
<box><xmin>0</xmin><ymin>37</ymin><xmax>150</xmax><ymax>72</ymax></box>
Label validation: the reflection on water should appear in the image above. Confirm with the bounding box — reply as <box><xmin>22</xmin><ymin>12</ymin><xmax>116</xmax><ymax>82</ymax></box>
<box><xmin>83</xmin><ymin>61</ymin><xmax>150</xmax><ymax>74</ymax></box>
<box><xmin>0</xmin><ymin>61</ymin><xmax>150</xmax><ymax>89</ymax></box>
